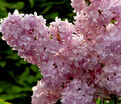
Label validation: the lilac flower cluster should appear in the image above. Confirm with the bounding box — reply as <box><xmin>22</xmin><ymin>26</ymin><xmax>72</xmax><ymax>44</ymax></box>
<box><xmin>1</xmin><ymin>0</ymin><xmax>121</xmax><ymax>103</ymax></box>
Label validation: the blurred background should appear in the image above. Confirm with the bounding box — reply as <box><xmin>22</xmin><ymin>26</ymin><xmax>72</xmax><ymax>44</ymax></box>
<box><xmin>0</xmin><ymin>0</ymin><xmax>74</xmax><ymax>104</ymax></box>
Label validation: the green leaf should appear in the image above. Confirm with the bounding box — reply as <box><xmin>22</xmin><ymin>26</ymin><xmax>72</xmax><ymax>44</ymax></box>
<box><xmin>40</xmin><ymin>5</ymin><xmax>52</xmax><ymax>14</ymax></box>
<box><xmin>111</xmin><ymin>19</ymin><xmax>117</xmax><ymax>24</ymax></box>
<box><xmin>0</xmin><ymin>61</ymin><xmax>6</xmax><ymax>67</ymax></box>
<box><xmin>7</xmin><ymin>2</ymin><xmax>24</xmax><ymax>10</ymax></box>
<box><xmin>45</xmin><ymin>12</ymin><xmax>59</xmax><ymax>19</ymax></box>
<box><xmin>29</xmin><ymin>0</ymin><xmax>34</xmax><ymax>8</ymax></box>
<box><xmin>0</xmin><ymin>98</ymin><xmax>11</xmax><ymax>104</ymax></box>
<box><xmin>38</xmin><ymin>1</ymin><xmax>65</xmax><ymax>8</ymax></box>
<box><xmin>0</xmin><ymin>81</ymin><xmax>30</xmax><ymax>100</ymax></box>
<box><xmin>0</xmin><ymin>1</ymin><xmax>24</xmax><ymax>17</ymax></box>
<box><xmin>6</xmin><ymin>53</ymin><xmax>19</xmax><ymax>60</ymax></box>
<box><xmin>1</xmin><ymin>93</ymin><xmax>26</xmax><ymax>101</ymax></box>
<box><xmin>96</xmin><ymin>98</ymin><xmax>100</xmax><ymax>104</ymax></box>
<box><xmin>96</xmin><ymin>98</ymin><xmax>115</xmax><ymax>104</ymax></box>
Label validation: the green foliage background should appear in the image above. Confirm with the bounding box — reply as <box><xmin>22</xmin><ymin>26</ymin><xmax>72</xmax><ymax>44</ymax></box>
<box><xmin>0</xmin><ymin>0</ymin><xmax>120</xmax><ymax>104</ymax></box>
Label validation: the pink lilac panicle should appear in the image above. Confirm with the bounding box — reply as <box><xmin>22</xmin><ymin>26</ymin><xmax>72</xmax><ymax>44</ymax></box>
<box><xmin>61</xmin><ymin>79</ymin><xmax>95</xmax><ymax>104</ymax></box>
<box><xmin>32</xmin><ymin>79</ymin><xmax>62</xmax><ymax>104</ymax></box>
<box><xmin>1</xmin><ymin>0</ymin><xmax>121</xmax><ymax>104</ymax></box>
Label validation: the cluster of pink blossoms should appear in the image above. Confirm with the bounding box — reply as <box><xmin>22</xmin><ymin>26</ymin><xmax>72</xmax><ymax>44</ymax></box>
<box><xmin>1</xmin><ymin>0</ymin><xmax>121</xmax><ymax>103</ymax></box>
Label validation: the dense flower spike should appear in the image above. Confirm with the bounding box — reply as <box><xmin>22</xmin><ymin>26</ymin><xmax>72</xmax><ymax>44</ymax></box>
<box><xmin>61</xmin><ymin>79</ymin><xmax>95</xmax><ymax>104</ymax></box>
<box><xmin>1</xmin><ymin>0</ymin><xmax>121</xmax><ymax>104</ymax></box>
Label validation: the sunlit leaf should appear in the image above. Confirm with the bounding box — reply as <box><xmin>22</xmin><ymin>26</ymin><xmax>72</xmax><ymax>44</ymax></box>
<box><xmin>0</xmin><ymin>98</ymin><xmax>11</xmax><ymax>104</ymax></box>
